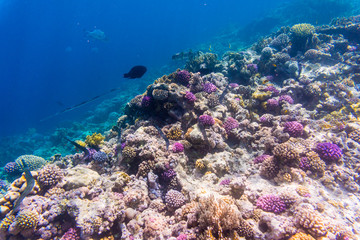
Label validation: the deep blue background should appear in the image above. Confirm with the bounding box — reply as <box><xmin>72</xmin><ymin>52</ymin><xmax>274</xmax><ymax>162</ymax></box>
<box><xmin>0</xmin><ymin>0</ymin><xmax>288</xmax><ymax>136</ymax></box>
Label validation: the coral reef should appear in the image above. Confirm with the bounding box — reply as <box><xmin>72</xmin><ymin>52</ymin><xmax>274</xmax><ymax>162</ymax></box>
<box><xmin>2</xmin><ymin>15</ymin><xmax>360</xmax><ymax>240</ymax></box>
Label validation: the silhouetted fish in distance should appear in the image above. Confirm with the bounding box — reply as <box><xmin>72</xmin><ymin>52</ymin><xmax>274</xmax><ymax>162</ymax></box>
<box><xmin>124</xmin><ymin>65</ymin><xmax>147</xmax><ymax>79</ymax></box>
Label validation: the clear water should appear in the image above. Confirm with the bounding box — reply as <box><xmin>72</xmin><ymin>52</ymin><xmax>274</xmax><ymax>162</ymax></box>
<box><xmin>0</xmin><ymin>0</ymin><xmax>358</xmax><ymax>162</ymax></box>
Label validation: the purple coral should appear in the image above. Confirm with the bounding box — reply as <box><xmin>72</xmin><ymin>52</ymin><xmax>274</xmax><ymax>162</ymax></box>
<box><xmin>219</xmin><ymin>179</ymin><xmax>231</xmax><ymax>185</ymax></box>
<box><xmin>4</xmin><ymin>162</ymin><xmax>19</xmax><ymax>174</ymax></box>
<box><xmin>165</xmin><ymin>189</ymin><xmax>186</xmax><ymax>209</ymax></box>
<box><xmin>247</xmin><ymin>63</ymin><xmax>258</xmax><ymax>73</ymax></box>
<box><xmin>161</xmin><ymin>168</ymin><xmax>176</xmax><ymax>182</ymax></box>
<box><xmin>224</xmin><ymin>117</ymin><xmax>239</xmax><ymax>133</ymax></box>
<box><xmin>184</xmin><ymin>91</ymin><xmax>196</xmax><ymax>103</ymax></box>
<box><xmin>299</xmin><ymin>157</ymin><xmax>311</xmax><ymax>171</ymax></box>
<box><xmin>279</xmin><ymin>95</ymin><xmax>294</xmax><ymax>104</ymax></box>
<box><xmin>141</xmin><ymin>96</ymin><xmax>152</xmax><ymax>107</ymax></box>
<box><xmin>229</xmin><ymin>83</ymin><xmax>239</xmax><ymax>88</ymax></box>
<box><xmin>61</xmin><ymin>228</ymin><xmax>80</xmax><ymax>240</ymax></box>
<box><xmin>283</xmin><ymin>121</ymin><xmax>303</xmax><ymax>137</ymax></box>
<box><xmin>172</xmin><ymin>142</ymin><xmax>184</xmax><ymax>153</ymax></box>
<box><xmin>203</xmin><ymin>82</ymin><xmax>217</xmax><ymax>94</ymax></box>
<box><xmin>256</xmin><ymin>194</ymin><xmax>286</xmax><ymax>213</ymax></box>
<box><xmin>177</xmin><ymin>234</ymin><xmax>188</xmax><ymax>240</ymax></box>
<box><xmin>266</xmin><ymin>98</ymin><xmax>279</xmax><ymax>110</ymax></box>
<box><xmin>176</xmin><ymin>70</ymin><xmax>191</xmax><ymax>85</ymax></box>
<box><xmin>198</xmin><ymin>114</ymin><xmax>215</xmax><ymax>126</ymax></box>
<box><xmin>254</xmin><ymin>154</ymin><xmax>271</xmax><ymax>164</ymax></box>
<box><xmin>264</xmin><ymin>85</ymin><xmax>280</xmax><ymax>96</ymax></box>
<box><xmin>316</xmin><ymin>142</ymin><xmax>342</xmax><ymax>162</ymax></box>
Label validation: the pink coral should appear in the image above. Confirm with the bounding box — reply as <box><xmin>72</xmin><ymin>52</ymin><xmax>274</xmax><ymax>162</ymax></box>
<box><xmin>283</xmin><ymin>121</ymin><xmax>303</xmax><ymax>137</ymax></box>
<box><xmin>203</xmin><ymin>82</ymin><xmax>217</xmax><ymax>93</ymax></box>
<box><xmin>172</xmin><ymin>142</ymin><xmax>184</xmax><ymax>153</ymax></box>
<box><xmin>60</xmin><ymin>228</ymin><xmax>80</xmax><ymax>240</ymax></box>
<box><xmin>223</xmin><ymin>117</ymin><xmax>239</xmax><ymax>133</ymax></box>
<box><xmin>184</xmin><ymin>91</ymin><xmax>196</xmax><ymax>102</ymax></box>
<box><xmin>256</xmin><ymin>194</ymin><xmax>286</xmax><ymax>213</ymax></box>
<box><xmin>198</xmin><ymin>114</ymin><xmax>215</xmax><ymax>126</ymax></box>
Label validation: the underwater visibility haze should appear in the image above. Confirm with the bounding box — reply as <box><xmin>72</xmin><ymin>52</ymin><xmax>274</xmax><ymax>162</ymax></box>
<box><xmin>0</xmin><ymin>0</ymin><xmax>360</xmax><ymax>239</ymax></box>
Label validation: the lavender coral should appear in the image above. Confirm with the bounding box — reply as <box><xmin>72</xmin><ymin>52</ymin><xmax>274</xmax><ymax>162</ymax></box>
<box><xmin>198</xmin><ymin>114</ymin><xmax>215</xmax><ymax>126</ymax></box>
<box><xmin>315</xmin><ymin>142</ymin><xmax>342</xmax><ymax>162</ymax></box>
<box><xmin>279</xmin><ymin>95</ymin><xmax>294</xmax><ymax>104</ymax></box>
<box><xmin>203</xmin><ymin>82</ymin><xmax>217</xmax><ymax>94</ymax></box>
<box><xmin>256</xmin><ymin>194</ymin><xmax>286</xmax><ymax>213</ymax></box>
<box><xmin>283</xmin><ymin>121</ymin><xmax>304</xmax><ymax>137</ymax></box>
<box><xmin>176</xmin><ymin>70</ymin><xmax>191</xmax><ymax>85</ymax></box>
<box><xmin>184</xmin><ymin>91</ymin><xmax>196</xmax><ymax>103</ymax></box>
<box><xmin>223</xmin><ymin>117</ymin><xmax>239</xmax><ymax>134</ymax></box>
<box><xmin>141</xmin><ymin>95</ymin><xmax>152</xmax><ymax>107</ymax></box>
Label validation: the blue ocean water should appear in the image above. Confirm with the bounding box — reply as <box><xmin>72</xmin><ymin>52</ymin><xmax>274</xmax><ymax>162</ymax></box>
<box><xmin>0</xmin><ymin>0</ymin><xmax>290</xmax><ymax>137</ymax></box>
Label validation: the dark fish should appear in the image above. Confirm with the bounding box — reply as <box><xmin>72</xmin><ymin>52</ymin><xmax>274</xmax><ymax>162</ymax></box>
<box><xmin>64</xmin><ymin>137</ymin><xmax>90</xmax><ymax>158</ymax></box>
<box><xmin>10</xmin><ymin>159</ymin><xmax>35</xmax><ymax>215</ymax></box>
<box><xmin>124</xmin><ymin>65</ymin><xmax>147</xmax><ymax>79</ymax></box>
<box><xmin>154</xmin><ymin>124</ymin><xmax>169</xmax><ymax>150</ymax></box>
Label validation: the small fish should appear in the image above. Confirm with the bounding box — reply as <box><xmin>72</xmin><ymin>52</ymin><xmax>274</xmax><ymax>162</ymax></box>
<box><xmin>209</xmin><ymin>44</ymin><xmax>212</xmax><ymax>52</ymax></box>
<box><xmin>124</xmin><ymin>65</ymin><xmax>147</xmax><ymax>79</ymax></box>
<box><xmin>229</xmin><ymin>43</ymin><xmax>231</xmax><ymax>49</ymax></box>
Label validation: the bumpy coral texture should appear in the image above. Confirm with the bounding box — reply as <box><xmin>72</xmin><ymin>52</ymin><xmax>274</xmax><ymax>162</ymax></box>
<box><xmin>14</xmin><ymin>211</ymin><xmax>39</xmax><ymax>230</ymax></box>
<box><xmin>253</xmin><ymin>154</ymin><xmax>271</xmax><ymax>164</ymax></box>
<box><xmin>203</xmin><ymin>82</ymin><xmax>217</xmax><ymax>94</ymax></box>
<box><xmin>0</xmin><ymin>215</ymin><xmax>15</xmax><ymax>231</ymax></box>
<box><xmin>122</xmin><ymin>146</ymin><xmax>136</xmax><ymax>160</ymax></box>
<box><xmin>176</xmin><ymin>70</ymin><xmax>191</xmax><ymax>85</ymax></box>
<box><xmin>15</xmin><ymin>155</ymin><xmax>47</xmax><ymax>171</ymax></box>
<box><xmin>295</xmin><ymin>206</ymin><xmax>329</xmax><ymax>237</ymax></box>
<box><xmin>38</xmin><ymin>164</ymin><xmax>64</xmax><ymax>187</ymax></box>
<box><xmin>279</xmin><ymin>95</ymin><xmax>294</xmax><ymax>104</ymax></box>
<box><xmin>291</xmin><ymin>23</ymin><xmax>315</xmax><ymax>38</ymax></box>
<box><xmin>172</xmin><ymin>142</ymin><xmax>184</xmax><ymax>153</ymax></box>
<box><xmin>184</xmin><ymin>91</ymin><xmax>196</xmax><ymax>103</ymax></box>
<box><xmin>60</xmin><ymin>227</ymin><xmax>80</xmax><ymax>240</ymax></box>
<box><xmin>85</xmin><ymin>132</ymin><xmax>105</xmax><ymax>148</ymax></box>
<box><xmin>256</xmin><ymin>194</ymin><xmax>286</xmax><ymax>213</ymax></box>
<box><xmin>4</xmin><ymin>162</ymin><xmax>20</xmax><ymax>174</ymax></box>
<box><xmin>92</xmin><ymin>151</ymin><xmax>108</xmax><ymax>162</ymax></box>
<box><xmin>198</xmin><ymin>115</ymin><xmax>215</xmax><ymax>126</ymax></box>
<box><xmin>284</xmin><ymin>121</ymin><xmax>304</xmax><ymax>137</ymax></box>
<box><xmin>289</xmin><ymin>232</ymin><xmax>316</xmax><ymax>240</ymax></box>
<box><xmin>166</xmin><ymin>127</ymin><xmax>182</xmax><ymax>140</ymax></box>
<box><xmin>165</xmin><ymin>189</ymin><xmax>186</xmax><ymax>209</ymax></box>
<box><xmin>315</xmin><ymin>142</ymin><xmax>342</xmax><ymax>162</ymax></box>
<box><xmin>273</xmin><ymin>142</ymin><xmax>299</xmax><ymax>163</ymax></box>
<box><xmin>266</xmin><ymin>98</ymin><xmax>279</xmax><ymax>110</ymax></box>
<box><xmin>223</xmin><ymin>117</ymin><xmax>239</xmax><ymax>134</ymax></box>
<box><xmin>260</xmin><ymin>157</ymin><xmax>279</xmax><ymax>179</ymax></box>
<box><xmin>349</xmin><ymin>129</ymin><xmax>360</xmax><ymax>143</ymax></box>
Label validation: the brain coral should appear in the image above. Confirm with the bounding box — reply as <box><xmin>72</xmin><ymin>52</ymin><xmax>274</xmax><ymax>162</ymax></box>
<box><xmin>291</xmin><ymin>23</ymin><xmax>315</xmax><ymax>38</ymax></box>
<box><xmin>15</xmin><ymin>155</ymin><xmax>47</xmax><ymax>171</ymax></box>
<box><xmin>315</xmin><ymin>142</ymin><xmax>342</xmax><ymax>162</ymax></box>
<box><xmin>165</xmin><ymin>189</ymin><xmax>186</xmax><ymax>209</ymax></box>
<box><xmin>15</xmin><ymin>211</ymin><xmax>39</xmax><ymax>230</ymax></box>
<box><xmin>38</xmin><ymin>164</ymin><xmax>64</xmax><ymax>188</ymax></box>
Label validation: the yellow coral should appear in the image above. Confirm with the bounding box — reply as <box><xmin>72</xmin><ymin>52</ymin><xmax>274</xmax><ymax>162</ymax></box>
<box><xmin>166</xmin><ymin>127</ymin><xmax>182</xmax><ymax>140</ymax></box>
<box><xmin>252</xmin><ymin>90</ymin><xmax>271</xmax><ymax>101</ymax></box>
<box><xmin>0</xmin><ymin>214</ymin><xmax>15</xmax><ymax>231</ymax></box>
<box><xmin>289</xmin><ymin>232</ymin><xmax>316</xmax><ymax>240</ymax></box>
<box><xmin>15</xmin><ymin>211</ymin><xmax>38</xmax><ymax>230</ymax></box>
<box><xmin>85</xmin><ymin>133</ymin><xmax>105</xmax><ymax>148</ymax></box>
<box><xmin>296</xmin><ymin>186</ymin><xmax>311</xmax><ymax>197</ymax></box>
<box><xmin>195</xmin><ymin>159</ymin><xmax>206</xmax><ymax>170</ymax></box>
<box><xmin>291</xmin><ymin>23</ymin><xmax>315</xmax><ymax>38</ymax></box>
<box><xmin>119</xmin><ymin>172</ymin><xmax>131</xmax><ymax>183</ymax></box>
